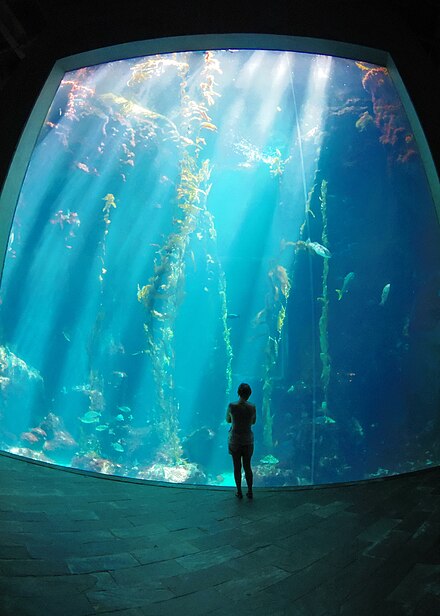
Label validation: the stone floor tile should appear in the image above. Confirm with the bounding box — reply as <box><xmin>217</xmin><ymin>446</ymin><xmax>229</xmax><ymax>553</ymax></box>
<box><xmin>139</xmin><ymin>587</ymin><xmax>235</xmax><ymax>616</ymax></box>
<box><xmin>0</xmin><ymin>593</ymin><xmax>94</xmax><ymax>616</ymax></box>
<box><xmin>357</xmin><ymin>516</ymin><xmax>402</xmax><ymax>542</ymax></box>
<box><xmin>109</xmin><ymin>559</ymin><xmax>188</xmax><ymax>584</ymax></box>
<box><xmin>67</xmin><ymin>552</ymin><xmax>140</xmax><ymax>574</ymax></box>
<box><xmin>0</xmin><ymin>558</ymin><xmax>70</xmax><ymax>576</ymax></box>
<box><xmin>163</xmin><ymin>562</ymin><xmax>238</xmax><ymax>596</ymax></box>
<box><xmin>214</xmin><ymin>564</ymin><xmax>290</xmax><ymax>600</ymax></box>
<box><xmin>0</xmin><ymin>544</ymin><xmax>31</xmax><ymax>559</ymax></box>
<box><xmin>387</xmin><ymin>563</ymin><xmax>440</xmax><ymax>605</ymax></box>
<box><xmin>130</xmin><ymin>541</ymin><xmax>200</xmax><ymax>564</ymax></box>
<box><xmin>0</xmin><ymin>452</ymin><xmax>439</xmax><ymax>615</ymax></box>
<box><xmin>175</xmin><ymin>544</ymin><xmax>243</xmax><ymax>571</ymax></box>
<box><xmin>87</xmin><ymin>584</ymin><xmax>174</xmax><ymax>612</ymax></box>
<box><xmin>363</xmin><ymin>528</ymin><xmax>411</xmax><ymax>559</ymax></box>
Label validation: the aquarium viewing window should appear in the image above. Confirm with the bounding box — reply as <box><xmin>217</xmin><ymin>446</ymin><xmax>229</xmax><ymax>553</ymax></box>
<box><xmin>0</xmin><ymin>34</ymin><xmax>439</xmax><ymax>487</ymax></box>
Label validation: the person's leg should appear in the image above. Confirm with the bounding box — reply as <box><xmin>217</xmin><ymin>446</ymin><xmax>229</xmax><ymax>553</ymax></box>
<box><xmin>243</xmin><ymin>446</ymin><xmax>253</xmax><ymax>497</ymax></box>
<box><xmin>231</xmin><ymin>451</ymin><xmax>243</xmax><ymax>496</ymax></box>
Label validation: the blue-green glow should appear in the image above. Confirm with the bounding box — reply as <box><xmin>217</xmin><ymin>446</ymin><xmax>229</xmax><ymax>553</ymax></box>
<box><xmin>0</xmin><ymin>48</ymin><xmax>439</xmax><ymax>486</ymax></box>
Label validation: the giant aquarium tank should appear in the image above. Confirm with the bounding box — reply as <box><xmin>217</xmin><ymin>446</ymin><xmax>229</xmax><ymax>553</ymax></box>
<box><xmin>0</xmin><ymin>35</ymin><xmax>439</xmax><ymax>487</ymax></box>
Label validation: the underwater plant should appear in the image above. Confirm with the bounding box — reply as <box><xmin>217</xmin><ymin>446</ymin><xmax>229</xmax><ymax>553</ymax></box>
<box><xmin>318</xmin><ymin>180</ymin><xmax>332</xmax><ymax>411</ymax></box>
<box><xmin>78</xmin><ymin>192</ymin><xmax>120</xmax><ymax>459</ymax></box>
<box><xmin>357</xmin><ymin>64</ymin><xmax>416</xmax><ymax>164</ymax></box>
<box><xmin>135</xmin><ymin>51</ymin><xmax>229</xmax><ymax>466</ymax></box>
<box><xmin>261</xmin><ymin>261</ymin><xmax>292</xmax><ymax>451</ymax></box>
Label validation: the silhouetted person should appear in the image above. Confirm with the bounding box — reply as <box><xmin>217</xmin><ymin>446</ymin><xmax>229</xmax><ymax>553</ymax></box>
<box><xmin>226</xmin><ymin>383</ymin><xmax>256</xmax><ymax>499</ymax></box>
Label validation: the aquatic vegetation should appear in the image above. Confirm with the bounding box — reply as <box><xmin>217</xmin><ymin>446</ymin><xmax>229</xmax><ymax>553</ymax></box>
<box><xmin>72</xmin><ymin>453</ymin><xmax>118</xmax><ymax>475</ymax></box>
<box><xmin>318</xmin><ymin>180</ymin><xmax>331</xmax><ymax>408</ymax></box>
<box><xmin>6</xmin><ymin>447</ymin><xmax>54</xmax><ymax>463</ymax></box>
<box><xmin>136</xmin><ymin>51</ymin><xmax>227</xmax><ymax>464</ymax></box>
<box><xmin>100</xmin><ymin>92</ymin><xmax>181</xmax><ymax>145</ymax></box>
<box><xmin>50</xmin><ymin>210</ymin><xmax>80</xmax><ymax>229</ymax></box>
<box><xmin>261</xmin><ymin>260</ymin><xmax>292</xmax><ymax>451</ymax></box>
<box><xmin>137</xmin><ymin>460</ymin><xmax>206</xmax><ymax>484</ymax></box>
<box><xmin>0</xmin><ymin>376</ymin><xmax>11</xmax><ymax>390</ymax></box>
<box><xmin>0</xmin><ymin>345</ymin><xmax>42</xmax><ymax>383</ymax></box>
<box><xmin>128</xmin><ymin>54</ymin><xmax>190</xmax><ymax>87</ymax></box>
<box><xmin>100</xmin><ymin>192</ymin><xmax>118</xmax><ymax>281</ymax></box>
<box><xmin>197</xmin><ymin>207</ymin><xmax>233</xmax><ymax>394</ymax></box>
<box><xmin>234</xmin><ymin>139</ymin><xmax>290</xmax><ymax>176</ymax></box>
<box><xmin>62</xmin><ymin>73</ymin><xmax>95</xmax><ymax>121</ymax></box>
<box><xmin>260</xmin><ymin>454</ymin><xmax>279</xmax><ymax>465</ymax></box>
<box><xmin>1</xmin><ymin>49</ymin><xmax>437</xmax><ymax>488</ymax></box>
<box><xmin>200</xmin><ymin>51</ymin><xmax>222</xmax><ymax>106</ymax></box>
<box><xmin>359</xmin><ymin>65</ymin><xmax>416</xmax><ymax>164</ymax></box>
<box><xmin>17</xmin><ymin>413</ymin><xmax>77</xmax><ymax>457</ymax></box>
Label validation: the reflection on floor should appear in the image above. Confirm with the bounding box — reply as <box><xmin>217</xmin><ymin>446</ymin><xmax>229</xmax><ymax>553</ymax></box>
<box><xmin>0</xmin><ymin>451</ymin><xmax>439</xmax><ymax>616</ymax></box>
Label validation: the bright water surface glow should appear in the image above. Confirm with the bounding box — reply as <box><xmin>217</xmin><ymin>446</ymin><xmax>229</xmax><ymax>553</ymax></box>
<box><xmin>0</xmin><ymin>49</ymin><xmax>439</xmax><ymax>487</ymax></box>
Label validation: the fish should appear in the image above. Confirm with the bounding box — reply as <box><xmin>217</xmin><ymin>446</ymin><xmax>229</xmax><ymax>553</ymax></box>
<box><xmin>79</xmin><ymin>411</ymin><xmax>101</xmax><ymax>424</ymax></box>
<box><xmin>118</xmin><ymin>406</ymin><xmax>131</xmax><ymax>414</ymax></box>
<box><xmin>302</xmin><ymin>125</ymin><xmax>320</xmax><ymax>141</ymax></box>
<box><xmin>306</xmin><ymin>240</ymin><xmax>332</xmax><ymax>259</ymax></box>
<box><xmin>180</xmin><ymin>136</ymin><xmax>195</xmax><ymax>146</ymax></box>
<box><xmin>21</xmin><ymin>431</ymin><xmax>39</xmax><ymax>443</ymax></box>
<box><xmin>252</xmin><ymin>308</ymin><xmax>266</xmax><ymax>327</ymax></box>
<box><xmin>188</xmin><ymin>250</ymin><xmax>196</xmax><ymax>272</ymax></box>
<box><xmin>111</xmin><ymin>442</ymin><xmax>124</xmax><ymax>452</ymax></box>
<box><xmin>379</xmin><ymin>283</ymin><xmax>391</xmax><ymax>306</ymax></box>
<box><xmin>336</xmin><ymin>272</ymin><xmax>355</xmax><ymax>300</ymax></box>
<box><xmin>112</xmin><ymin>371</ymin><xmax>127</xmax><ymax>379</ymax></box>
<box><xmin>95</xmin><ymin>424</ymin><xmax>109</xmax><ymax>432</ymax></box>
<box><xmin>75</xmin><ymin>162</ymin><xmax>90</xmax><ymax>173</ymax></box>
<box><xmin>151</xmin><ymin>309</ymin><xmax>166</xmax><ymax>320</ymax></box>
<box><xmin>314</xmin><ymin>415</ymin><xmax>336</xmax><ymax>425</ymax></box>
<box><xmin>62</xmin><ymin>331</ymin><xmax>71</xmax><ymax>342</ymax></box>
<box><xmin>287</xmin><ymin>380</ymin><xmax>306</xmax><ymax>394</ymax></box>
<box><xmin>227</xmin><ymin>313</ymin><xmax>240</xmax><ymax>320</ymax></box>
<box><xmin>116</xmin><ymin>414</ymin><xmax>125</xmax><ymax>422</ymax></box>
<box><xmin>352</xmin><ymin>418</ymin><xmax>364</xmax><ymax>437</ymax></box>
<box><xmin>200</xmin><ymin>121</ymin><xmax>217</xmax><ymax>131</ymax></box>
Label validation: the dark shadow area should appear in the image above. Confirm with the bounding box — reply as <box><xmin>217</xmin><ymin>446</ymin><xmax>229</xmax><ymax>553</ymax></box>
<box><xmin>0</xmin><ymin>451</ymin><xmax>439</xmax><ymax>615</ymax></box>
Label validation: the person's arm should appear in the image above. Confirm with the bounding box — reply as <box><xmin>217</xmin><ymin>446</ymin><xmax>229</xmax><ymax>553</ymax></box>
<box><xmin>226</xmin><ymin>404</ymin><xmax>232</xmax><ymax>423</ymax></box>
<box><xmin>252</xmin><ymin>405</ymin><xmax>256</xmax><ymax>424</ymax></box>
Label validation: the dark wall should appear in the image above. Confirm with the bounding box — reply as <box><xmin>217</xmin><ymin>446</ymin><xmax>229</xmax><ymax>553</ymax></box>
<box><xmin>0</xmin><ymin>0</ymin><xmax>439</xmax><ymax>190</ymax></box>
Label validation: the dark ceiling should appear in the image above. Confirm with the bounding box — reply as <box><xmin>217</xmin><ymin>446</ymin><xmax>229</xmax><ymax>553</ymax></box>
<box><xmin>0</xmin><ymin>0</ymin><xmax>439</xmax><ymax>179</ymax></box>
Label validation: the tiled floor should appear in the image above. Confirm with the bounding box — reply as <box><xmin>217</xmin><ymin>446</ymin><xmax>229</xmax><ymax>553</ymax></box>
<box><xmin>0</xmin><ymin>452</ymin><xmax>439</xmax><ymax>615</ymax></box>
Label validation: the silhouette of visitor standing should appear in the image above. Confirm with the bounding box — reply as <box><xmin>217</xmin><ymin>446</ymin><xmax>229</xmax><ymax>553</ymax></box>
<box><xmin>226</xmin><ymin>383</ymin><xmax>256</xmax><ymax>499</ymax></box>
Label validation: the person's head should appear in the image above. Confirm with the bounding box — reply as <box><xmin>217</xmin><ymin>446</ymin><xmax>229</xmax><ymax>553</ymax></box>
<box><xmin>238</xmin><ymin>382</ymin><xmax>251</xmax><ymax>401</ymax></box>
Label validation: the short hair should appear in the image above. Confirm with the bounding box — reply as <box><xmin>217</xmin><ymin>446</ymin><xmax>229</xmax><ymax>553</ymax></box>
<box><xmin>238</xmin><ymin>382</ymin><xmax>251</xmax><ymax>400</ymax></box>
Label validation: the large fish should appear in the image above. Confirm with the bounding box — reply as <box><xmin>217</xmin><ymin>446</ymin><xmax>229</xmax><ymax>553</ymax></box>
<box><xmin>79</xmin><ymin>411</ymin><xmax>101</xmax><ymax>424</ymax></box>
<box><xmin>336</xmin><ymin>272</ymin><xmax>355</xmax><ymax>300</ymax></box>
<box><xmin>380</xmin><ymin>283</ymin><xmax>391</xmax><ymax>306</ymax></box>
<box><xmin>306</xmin><ymin>240</ymin><xmax>332</xmax><ymax>259</ymax></box>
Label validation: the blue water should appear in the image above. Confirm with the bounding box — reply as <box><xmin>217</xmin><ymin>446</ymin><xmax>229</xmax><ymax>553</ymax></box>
<box><xmin>0</xmin><ymin>49</ymin><xmax>439</xmax><ymax>486</ymax></box>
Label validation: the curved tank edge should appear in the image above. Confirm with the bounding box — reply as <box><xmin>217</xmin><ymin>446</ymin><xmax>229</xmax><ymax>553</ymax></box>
<box><xmin>1</xmin><ymin>448</ymin><xmax>438</xmax><ymax>492</ymax></box>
